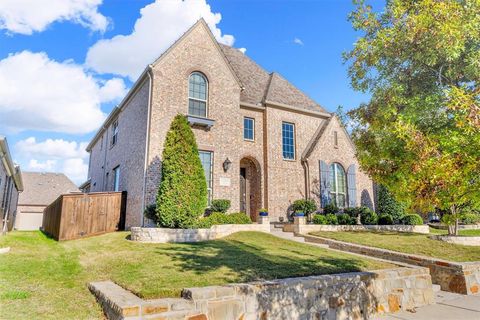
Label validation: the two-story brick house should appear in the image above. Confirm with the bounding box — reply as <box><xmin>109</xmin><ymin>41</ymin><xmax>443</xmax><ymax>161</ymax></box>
<box><xmin>84</xmin><ymin>19</ymin><xmax>375</xmax><ymax>228</ymax></box>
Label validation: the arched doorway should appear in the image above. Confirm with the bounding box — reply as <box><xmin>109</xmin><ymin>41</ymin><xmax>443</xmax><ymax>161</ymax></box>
<box><xmin>239</xmin><ymin>157</ymin><xmax>261</xmax><ymax>222</ymax></box>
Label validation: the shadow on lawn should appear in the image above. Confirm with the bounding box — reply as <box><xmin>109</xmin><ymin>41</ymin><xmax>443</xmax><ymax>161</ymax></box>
<box><xmin>155</xmin><ymin>237</ymin><xmax>371</xmax><ymax>283</ymax></box>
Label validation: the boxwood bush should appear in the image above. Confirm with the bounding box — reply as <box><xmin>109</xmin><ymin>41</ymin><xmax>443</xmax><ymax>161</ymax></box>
<box><xmin>337</xmin><ymin>213</ymin><xmax>355</xmax><ymax>225</ymax></box>
<box><xmin>313</xmin><ymin>214</ymin><xmax>328</xmax><ymax>225</ymax></box>
<box><xmin>210</xmin><ymin>199</ymin><xmax>231</xmax><ymax>213</ymax></box>
<box><xmin>378</xmin><ymin>214</ymin><xmax>394</xmax><ymax>225</ymax></box>
<box><xmin>402</xmin><ymin>214</ymin><xmax>423</xmax><ymax>225</ymax></box>
<box><xmin>323</xmin><ymin>203</ymin><xmax>339</xmax><ymax>215</ymax></box>
<box><xmin>325</xmin><ymin>213</ymin><xmax>338</xmax><ymax>225</ymax></box>
<box><xmin>292</xmin><ymin>199</ymin><xmax>317</xmax><ymax>215</ymax></box>
<box><xmin>195</xmin><ymin>212</ymin><xmax>252</xmax><ymax>228</ymax></box>
<box><xmin>360</xmin><ymin>208</ymin><xmax>378</xmax><ymax>225</ymax></box>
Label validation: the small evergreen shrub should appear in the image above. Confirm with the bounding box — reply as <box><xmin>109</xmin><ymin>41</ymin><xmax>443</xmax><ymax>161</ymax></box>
<box><xmin>156</xmin><ymin>115</ymin><xmax>207</xmax><ymax>228</ymax></box>
<box><xmin>292</xmin><ymin>199</ymin><xmax>317</xmax><ymax>214</ymax></box>
<box><xmin>343</xmin><ymin>207</ymin><xmax>358</xmax><ymax>218</ymax></box>
<box><xmin>195</xmin><ymin>212</ymin><xmax>252</xmax><ymax>228</ymax></box>
<box><xmin>144</xmin><ymin>203</ymin><xmax>158</xmax><ymax>223</ymax></box>
<box><xmin>377</xmin><ymin>185</ymin><xmax>406</xmax><ymax>223</ymax></box>
<box><xmin>337</xmin><ymin>213</ymin><xmax>355</xmax><ymax>225</ymax></box>
<box><xmin>210</xmin><ymin>199</ymin><xmax>231</xmax><ymax>213</ymax></box>
<box><xmin>323</xmin><ymin>203</ymin><xmax>339</xmax><ymax>215</ymax></box>
<box><xmin>402</xmin><ymin>214</ymin><xmax>423</xmax><ymax>225</ymax></box>
<box><xmin>325</xmin><ymin>213</ymin><xmax>338</xmax><ymax>225</ymax></box>
<box><xmin>378</xmin><ymin>214</ymin><xmax>394</xmax><ymax>225</ymax></box>
<box><xmin>360</xmin><ymin>208</ymin><xmax>378</xmax><ymax>225</ymax></box>
<box><xmin>313</xmin><ymin>214</ymin><xmax>328</xmax><ymax>225</ymax></box>
<box><xmin>461</xmin><ymin>213</ymin><xmax>480</xmax><ymax>225</ymax></box>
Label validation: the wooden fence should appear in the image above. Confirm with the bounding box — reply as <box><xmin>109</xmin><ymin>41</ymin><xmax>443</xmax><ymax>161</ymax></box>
<box><xmin>42</xmin><ymin>192</ymin><xmax>126</xmax><ymax>241</ymax></box>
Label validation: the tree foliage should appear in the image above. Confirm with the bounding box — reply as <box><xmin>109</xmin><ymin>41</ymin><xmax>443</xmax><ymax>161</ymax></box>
<box><xmin>345</xmin><ymin>0</ymin><xmax>480</xmax><ymax>235</ymax></box>
<box><xmin>156</xmin><ymin>115</ymin><xmax>207</xmax><ymax>228</ymax></box>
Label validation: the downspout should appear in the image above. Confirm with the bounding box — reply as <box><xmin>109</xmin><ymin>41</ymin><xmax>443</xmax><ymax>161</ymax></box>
<box><xmin>301</xmin><ymin>158</ymin><xmax>310</xmax><ymax>200</ymax></box>
<box><xmin>141</xmin><ymin>66</ymin><xmax>154</xmax><ymax>227</ymax></box>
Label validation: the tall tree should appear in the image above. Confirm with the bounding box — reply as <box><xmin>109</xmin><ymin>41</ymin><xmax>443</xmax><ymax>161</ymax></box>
<box><xmin>156</xmin><ymin>114</ymin><xmax>207</xmax><ymax>228</ymax></box>
<box><xmin>345</xmin><ymin>0</ymin><xmax>480</xmax><ymax>235</ymax></box>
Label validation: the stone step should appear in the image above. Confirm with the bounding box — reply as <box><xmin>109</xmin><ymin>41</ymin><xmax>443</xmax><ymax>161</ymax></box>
<box><xmin>432</xmin><ymin>284</ymin><xmax>441</xmax><ymax>292</ymax></box>
<box><xmin>143</xmin><ymin>310</ymin><xmax>201</xmax><ymax>320</ymax></box>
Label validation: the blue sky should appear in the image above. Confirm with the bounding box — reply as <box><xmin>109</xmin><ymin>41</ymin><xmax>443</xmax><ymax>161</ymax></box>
<box><xmin>0</xmin><ymin>0</ymin><xmax>382</xmax><ymax>184</ymax></box>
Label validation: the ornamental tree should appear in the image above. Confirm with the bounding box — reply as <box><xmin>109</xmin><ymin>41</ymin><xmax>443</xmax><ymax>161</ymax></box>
<box><xmin>156</xmin><ymin>114</ymin><xmax>207</xmax><ymax>228</ymax></box>
<box><xmin>345</xmin><ymin>0</ymin><xmax>480</xmax><ymax>235</ymax></box>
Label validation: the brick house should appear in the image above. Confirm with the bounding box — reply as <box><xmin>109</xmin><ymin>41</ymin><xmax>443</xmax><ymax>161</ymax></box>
<box><xmin>84</xmin><ymin>19</ymin><xmax>375</xmax><ymax>229</ymax></box>
<box><xmin>0</xmin><ymin>136</ymin><xmax>23</xmax><ymax>232</ymax></box>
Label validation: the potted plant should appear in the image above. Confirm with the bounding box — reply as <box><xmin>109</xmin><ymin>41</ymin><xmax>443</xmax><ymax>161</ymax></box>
<box><xmin>259</xmin><ymin>208</ymin><xmax>268</xmax><ymax>216</ymax></box>
<box><xmin>294</xmin><ymin>210</ymin><xmax>305</xmax><ymax>217</ymax></box>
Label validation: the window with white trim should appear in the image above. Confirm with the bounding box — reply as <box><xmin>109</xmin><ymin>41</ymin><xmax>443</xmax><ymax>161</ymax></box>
<box><xmin>111</xmin><ymin>120</ymin><xmax>119</xmax><ymax>146</ymax></box>
<box><xmin>244</xmin><ymin>117</ymin><xmax>255</xmax><ymax>141</ymax></box>
<box><xmin>188</xmin><ymin>72</ymin><xmax>208</xmax><ymax>117</ymax></box>
<box><xmin>329</xmin><ymin>162</ymin><xmax>347</xmax><ymax>207</ymax></box>
<box><xmin>199</xmin><ymin>151</ymin><xmax>213</xmax><ymax>206</ymax></box>
<box><xmin>282</xmin><ymin>122</ymin><xmax>295</xmax><ymax>160</ymax></box>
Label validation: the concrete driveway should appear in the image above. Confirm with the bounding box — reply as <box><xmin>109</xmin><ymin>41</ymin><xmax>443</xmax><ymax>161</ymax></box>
<box><xmin>374</xmin><ymin>291</ymin><xmax>480</xmax><ymax>320</ymax></box>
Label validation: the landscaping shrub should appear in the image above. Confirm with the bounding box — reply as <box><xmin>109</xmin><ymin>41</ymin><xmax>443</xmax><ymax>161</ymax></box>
<box><xmin>323</xmin><ymin>203</ymin><xmax>339</xmax><ymax>215</ymax></box>
<box><xmin>461</xmin><ymin>213</ymin><xmax>480</xmax><ymax>225</ymax></box>
<box><xmin>195</xmin><ymin>212</ymin><xmax>252</xmax><ymax>228</ymax></box>
<box><xmin>378</xmin><ymin>214</ymin><xmax>394</xmax><ymax>225</ymax></box>
<box><xmin>402</xmin><ymin>214</ymin><xmax>423</xmax><ymax>225</ymax></box>
<box><xmin>342</xmin><ymin>207</ymin><xmax>358</xmax><ymax>218</ymax></box>
<box><xmin>325</xmin><ymin>213</ymin><xmax>338</xmax><ymax>225</ymax></box>
<box><xmin>360</xmin><ymin>208</ymin><xmax>378</xmax><ymax>225</ymax></box>
<box><xmin>210</xmin><ymin>199</ymin><xmax>231</xmax><ymax>213</ymax></box>
<box><xmin>313</xmin><ymin>214</ymin><xmax>328</xmax><ymax>225</ymax></box>
<box><xmin>377</xmin><ymin>185</ymin><xmax>406</xmax><ymax>224</ymax></box>
<box><xmin>337</xmin><ymin>213</ymin><xmax>355</xmax><ymax>225</ymax></box>
<box><xmin>144</xmin><ymin>204</ymin><xmax>158</xmax><ymax>224</ymax></box>
<box><xmin>156</xmin><ymin>115</ymin><xmax>207</xmax><ymax>228</ymax></box>
<box><xmin>292</xmin><ymin>199</ymin><xmax>317</xmax><ymax>215</ymax></box>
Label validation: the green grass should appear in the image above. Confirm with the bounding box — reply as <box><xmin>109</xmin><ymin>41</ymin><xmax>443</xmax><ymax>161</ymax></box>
<box><xmin>311</xmin><ymin>230</ymin><xmax>480</xmax><ymax>262</ymax></box>
<box><xmin>429</xmin><ymin>227</ymin><xmax>480</xmax><ymax>236</ymax></box>
<box><xmin>0</xmin><ymin>231</ymin><xmax>392</xmax><ymax>319</ymax></box>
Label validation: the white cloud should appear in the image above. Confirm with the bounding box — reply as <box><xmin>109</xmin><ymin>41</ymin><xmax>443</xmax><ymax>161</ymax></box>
<box><xmin>17</xmin><ymin>137</ymin><xmax>89</xmax><ymax>184</ymax></box>
<box><xmin>86</xmin><ymin>0</ymin><xmax>235</xmax><ymax>80</ymax></box>
<box><xmin>238</xmin><ymin>48</ymin><xmax>247</xmax><ymax>54</ymax></box>
<box><xmin>0</xmin><ymin>0</ymin><xmax>109</xmax><ymax>35</ymax></box>
<box><xmin>293</xmin><ymin>37</ymin><xmax>304</xmax><ymax>46</ymax></box>
<box><xmin>0</xmin><ymin>51</ymin><xmax>127</xmax><ymax>134</ymax></box>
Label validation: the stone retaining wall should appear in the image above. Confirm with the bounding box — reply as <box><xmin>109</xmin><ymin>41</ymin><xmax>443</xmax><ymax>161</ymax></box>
<box><xmin>89</xmin><ymin>267</ymin><xmax>434</xmax><ymax>320</ymax></box>
<box><xmin>429</xmin><ymin>224</ymin><xmax>480</xmax><ymax>230</ymax></box>
<box><xmin>429</xmin><ymin>235</ymin><xmax>480</xmax><ymax>246</ymax></box>
<box><xmin>304</xmin><ymin>234</ymin><xmax>480</xmax><ymax>295</ymax></box>
<box><xmin>294</xmin><ymin>223</ymin><xmax>430</xmax><ymax>235</ymax></box>
<box><xmin>130</xmin><ymin>222</ymin><xmax>270</xmax><ymax>243</ymax></box>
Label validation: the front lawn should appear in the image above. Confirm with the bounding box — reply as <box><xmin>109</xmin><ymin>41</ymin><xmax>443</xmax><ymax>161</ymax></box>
<box><xmin>0</xmin><ymin>231</ymin><xmax>392</xmax><ymax>320</ymax></box>
<box><xmin>310</xmin><ymin>231</ymin><xmax>480</xmax><ymax>262</ymax></box>
<box><xmin>429</xmin><ymin>227</ymin><xmax>480</xmax><ymax>237</ymax></box>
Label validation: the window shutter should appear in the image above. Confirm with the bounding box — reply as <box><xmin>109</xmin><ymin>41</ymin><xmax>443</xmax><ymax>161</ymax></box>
<box><xmin>319</xmin><ymin>160</ymin><xmax>331</xmax><ymax>208</ymax></box>
<box><xmin>347</xmin><ymin>164</ymin><xmax>357</xmax><ymax>207</ymax></box>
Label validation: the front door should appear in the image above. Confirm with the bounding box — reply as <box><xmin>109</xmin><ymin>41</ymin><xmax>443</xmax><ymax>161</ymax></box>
<box><xmin>240</xmin><ymin>167</ymin><xmax>247</xmax><ymax>214</ymax></box>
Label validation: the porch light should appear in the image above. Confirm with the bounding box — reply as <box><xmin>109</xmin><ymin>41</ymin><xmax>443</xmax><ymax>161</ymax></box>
<box><xmin>223</xmin><ymin>158</ymin><xmax>232</xmax><ymax>172</ymax></box>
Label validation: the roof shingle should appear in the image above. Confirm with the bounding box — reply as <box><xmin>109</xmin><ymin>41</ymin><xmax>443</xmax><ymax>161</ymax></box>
<box><xmin>18</xmin><ymin>172</ymin><xmax>79</xmax><ymax>206</ymax></box>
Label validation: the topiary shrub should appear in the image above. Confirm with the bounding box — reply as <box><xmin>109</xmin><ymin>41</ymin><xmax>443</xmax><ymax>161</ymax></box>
<box><xmin>195</xmin><ymin>212</ymin><xmax>252</xmax><ymax>228</ymax></box>
<box><xmin>292</xmin><ymin>199</ymin><xmax>317</xmax><ymax>215</ymax></box>
<box><xmin>377</xmin><ymin>185</ymin><xmax>406</xmax><ymax>224</ymax></box>
<box><xmin>337</xmin><ymin>213</ymin><xmax>355</xmax><ymax>225</ymax></box>
<box><xmin>210</xmin><ymin>199</ymin><xmax>231</xmax><ymax>213</ymax></box>
<box><xmin>402</xmin><ymin>214</ymin><xmax>423</xmax><ymax>225</ymax></box>
<box><xmin>156</xmin><ymin>115</ymin><xmax>207</xmax><ymax>228</ymax></box>
<box><xmin>323</xmin><ymin>203</ymin><xmax>339</xmax><ymax>215</ymax></box>
<box><xmin>360</xmin><ymin>208</ymin><xmax>378</xmax><ymax>225</ymax></box>
<box><xmin>378</xmin><ymin>214</ymin><xmax>394</xmax><ymax>225</ymax></box>
<box><xmin>313</xmin><ymin>214</ymin><xmax>328</xmax><ymax>225</ymax></box>
<box><xmin>461</xmin><ymin>213</ymin><xmax>480</xmax><ymax>225</ymax></box>
<box><xmin>325</xmin><ymin>213</ymin><xmax>338</xmax><ymax>225</ymax></box>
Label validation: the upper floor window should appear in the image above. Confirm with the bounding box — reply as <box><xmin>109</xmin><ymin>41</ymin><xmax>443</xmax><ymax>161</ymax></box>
<box><xmin>111</xmin><ymin>120</ymin><xmax>119</xmax><ymax>146</ymax></box>
<box><xmin>282</xmin><ymin>122</ymin><xmax>295</xmax><ymax>160</ymax></box>
<box><xmin>188</xmin><ymin>72</ymin><xmax>208</xmax><ymax>118</ymax></box>
<box><xmin>244</xmin><ymin>117</ymin><xmax>255</xmax><ymax>141</ymax></box>
<box><xmin>329</xmin><ymin>162</ymin><xmax>347</xmax><ymax>208</ymax></box>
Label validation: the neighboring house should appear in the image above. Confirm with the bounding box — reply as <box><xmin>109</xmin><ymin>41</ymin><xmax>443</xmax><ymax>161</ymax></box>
<box><xmin>84</xmin><ymin>19</ymin><xmax>375</xmax><ymax>229</ymax></box>
<box><xmin>0</xmin><ymin>136</ymin><xmax>23</xmax><ymax>233</ymax></box>
<box><xmin>15</xmin><ymin>172</ymin><xmax>79</xmax><ymax>231</ymax></box>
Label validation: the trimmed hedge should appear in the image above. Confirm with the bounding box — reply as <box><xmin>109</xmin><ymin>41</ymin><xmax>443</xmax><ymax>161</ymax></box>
<box><xmin>323</xmin><ymin>203</ymin><xmax>339</xmax><ymax>215</ymax></box>
<box><xmin>360</xmin><ymin>208</ymin><xmax>378</xmax><ymax>225</ymax></box>
<box><xmin>313</xmin><ymin>214</ymin><xmax>328</xmax><ymax>225</ymax></box>
<box><xmin>325</xmin><ymin>213</ymin><xmax>338</xmax><ymax>225</ymax></box>
<box><xmin>195</xmin><ymin>212</ymin><xmax>252</xmax><ymax>228</ymax></box>
<box><xmin>337</xmin><ymin>213</ymin><xmax>355</xmax><ymax>225</ymax></box>
<box><xmin>156</xmin><ymin>115</ymin><xmax>207</xmax><ymax>228</ymax></box>
<box><xmin>378</xmin><ymin>214</ymin><xmax>394</xmax><ymax>225</ymax></box>
<box><xmin>402</xmin><ymin>214</ymin><xmax>423</xmax><ymax>225</ymax></box>
<box><xmin>210</xmin><ymin>199</ymin><xmax>231</xmax><ymax>213</ymax></box>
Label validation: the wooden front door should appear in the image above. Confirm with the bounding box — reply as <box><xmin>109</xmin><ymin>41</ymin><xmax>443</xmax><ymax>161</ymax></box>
<box><xmin>240</xmin><ymin>167</ymin><xmax>247</xmax><ymax>214</ymax></box>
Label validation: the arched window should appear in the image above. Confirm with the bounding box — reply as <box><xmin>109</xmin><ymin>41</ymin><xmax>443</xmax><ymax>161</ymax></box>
<box><xmin>188</xmin><ymin>72</ymin><xmax>208</xmax><ymax>117</ymax></box>
<box><xmin>329</xmin><ymin>162</ymin><xmax>347</xmax><ymax>207</ymax></box>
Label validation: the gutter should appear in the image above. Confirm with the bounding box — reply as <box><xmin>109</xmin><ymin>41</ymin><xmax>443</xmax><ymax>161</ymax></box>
<box><xmin>141</xmin><ymin>66</ymin><xmax>154</xmax><ymax>227</ymax></box>
<box><xmin>264</xmin><ymin>100</ymin><xmax>332</xmax><ymax>119</ymax></box>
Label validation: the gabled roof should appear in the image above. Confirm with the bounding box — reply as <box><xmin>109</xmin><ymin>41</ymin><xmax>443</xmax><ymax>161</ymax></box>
<box><xmin>18</xmin><ymin>172</ymin><xmax>79</xmax><ymax>206</ymax></box>
<box><xmin>219</xmin><ymin>44</ymin><xmax>329</xmax><ymax>114</ymax></box>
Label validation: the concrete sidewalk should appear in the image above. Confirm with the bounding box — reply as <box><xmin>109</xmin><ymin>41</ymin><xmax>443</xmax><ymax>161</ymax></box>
<box><xmin>374</xmin><ymin>291</ymin><xmax>480</xmax><ymax>320</ymax></box>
